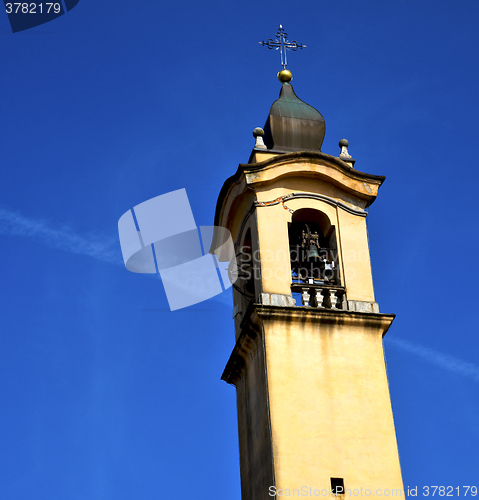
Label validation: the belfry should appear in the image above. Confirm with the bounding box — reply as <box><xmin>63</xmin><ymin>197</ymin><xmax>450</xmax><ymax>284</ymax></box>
<box><xmin>213</xmin><ymin>29</ymin><xmax>403</xmax><ymax>500</ymax></box>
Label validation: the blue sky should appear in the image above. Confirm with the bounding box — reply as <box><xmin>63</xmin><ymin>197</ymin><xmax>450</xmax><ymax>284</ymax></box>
<box><xmin>0</xmin><ymin>1</ymin><xmax>478</xmax><ymax>498</ymax></box>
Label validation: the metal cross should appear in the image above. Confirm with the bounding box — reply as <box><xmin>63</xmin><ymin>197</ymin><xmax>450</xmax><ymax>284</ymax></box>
<box><xmin>259</xmin><ymin>25</ymin><xmax>306</xmax><ymax>69</ymax></box>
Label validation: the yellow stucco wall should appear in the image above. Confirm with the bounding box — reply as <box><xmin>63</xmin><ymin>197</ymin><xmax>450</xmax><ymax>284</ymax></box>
<box><xmin>255</xmin><ymin>202</ymin><xmax>292</xmax><ymax>296</ymax></box>
<box><xmin>262</xmin><ymin>310</ymin><xmax>403</xmax><ymax>495</ymax></box>
<box><xmin>337</xmin><ymin>210</ymin><xmax>375</xmax><ymax>302</ymax></box>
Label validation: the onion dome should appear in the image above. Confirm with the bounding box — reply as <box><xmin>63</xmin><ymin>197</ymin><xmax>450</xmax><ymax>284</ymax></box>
<box><xmin>262</xmin><ymin>70</ymin><xmax>326</xmax><ymax>152</ymax></box>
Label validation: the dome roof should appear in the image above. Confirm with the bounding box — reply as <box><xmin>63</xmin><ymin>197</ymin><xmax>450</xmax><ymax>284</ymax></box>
<box><xmin>262</xmin><ymin>82</ymin><xmax>325</xmax><ymax>152</ymax></box>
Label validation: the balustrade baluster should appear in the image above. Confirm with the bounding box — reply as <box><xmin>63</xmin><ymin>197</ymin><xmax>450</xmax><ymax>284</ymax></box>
<box><xmin>301</xmin><ymin>288</ymin><xmax>311</xmax><ymax>307</ymax></box>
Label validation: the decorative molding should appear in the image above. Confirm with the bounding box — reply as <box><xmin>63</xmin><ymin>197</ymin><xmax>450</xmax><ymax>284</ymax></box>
<box><xmin>214</xmin><ymin>151</ymin><xmax>384</xmax><ymax>233</ymax></box>
<box><xmin>254</xmin><ymin>192</ymin><xmax>367</xmax><ymax>217</ymax></box>
<box><xmin>233</xmin><ymin>190</ymin><xmax>367</xmax><ymax>253</ymax></box>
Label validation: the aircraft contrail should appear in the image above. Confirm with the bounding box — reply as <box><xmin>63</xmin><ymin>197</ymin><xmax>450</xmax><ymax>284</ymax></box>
<box><xmin>386</xmin><ymin>336</ymin><xmax>479</xmax><ymax>383</ymax></box>
<box><xmin>0</xmin><ymin>206</ymin><xmax>121</xmax><ymax>266</ymax></box>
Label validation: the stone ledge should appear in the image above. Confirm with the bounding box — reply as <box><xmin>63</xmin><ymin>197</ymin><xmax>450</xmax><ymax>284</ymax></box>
<box><xmin>260</xmin><ymin>293</ymin><xmax>296</xmax><ymax>307</ymax></box>
<box><xmin>222</xmin><ymin>303</ymin><xmax>396</xmax><ymax>385</ymax></box>
<box><xmin>248</xmin><ymin>304</ymin><xmax>394</xmax><ymax>332</ymax></box>
<box><xmin>348</xmin><ymin>300</ymin><xmax>380</xmax><ymax>313</ymax></box>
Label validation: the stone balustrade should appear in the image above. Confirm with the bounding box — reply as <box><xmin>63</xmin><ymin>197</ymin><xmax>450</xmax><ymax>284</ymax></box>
<box><xmin>292</xmin><ymin>284</ymin><xmax>346</xmax><ymax>310</ymax></box>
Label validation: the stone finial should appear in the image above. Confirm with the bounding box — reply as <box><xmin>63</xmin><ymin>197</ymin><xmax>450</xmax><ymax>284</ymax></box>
<box><xmin>338</xmin><ymin>138</ymin><xmax>356</xmax><ymax>166</ymax></box>
<box><xmin>253</xmin><ymin>127</ymin><xmax>267</xmax><ymax>149</ymax></box>
<box><xmin>339</xmin><ymin>138</ymin><xmax>351</xmax><ymax>158</ymax></box>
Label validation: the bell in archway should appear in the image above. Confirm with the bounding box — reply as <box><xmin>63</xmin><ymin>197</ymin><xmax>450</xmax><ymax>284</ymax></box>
<box><xmin>307</xmin><ymin>243</ymin><xmax>320</xmax><ymax>260</ymax></box>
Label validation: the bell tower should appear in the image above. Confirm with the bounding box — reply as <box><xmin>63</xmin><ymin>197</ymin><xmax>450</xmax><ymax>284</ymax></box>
<box><xmin>214</xmin><ymin>67</ymin><xmax>403</xmax><ymax>499</ymax></box>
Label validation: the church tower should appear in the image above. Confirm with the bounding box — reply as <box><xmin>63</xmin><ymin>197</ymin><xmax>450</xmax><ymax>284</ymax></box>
<box><xmin>214</xmin><ymin>62</ymin><xmax>403</xmax><ymax>499</ymax></box>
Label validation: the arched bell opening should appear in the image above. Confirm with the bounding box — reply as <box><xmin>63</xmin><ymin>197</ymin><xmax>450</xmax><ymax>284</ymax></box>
<box><xmin>288</xmin><ymin>208</ymin><xmax>340</xmax><ymax>286</ymax></box>
<box><xmin>231</xmin><ymin>227</ymin><xmax>256</xmax><ymax>300</ymax></box>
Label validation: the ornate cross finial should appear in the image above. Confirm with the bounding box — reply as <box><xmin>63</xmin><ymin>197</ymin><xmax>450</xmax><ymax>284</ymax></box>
<box><xmin>259</xmin><ymin>25</ymin><xmax>306</xmax><ymax>69</ymax></box>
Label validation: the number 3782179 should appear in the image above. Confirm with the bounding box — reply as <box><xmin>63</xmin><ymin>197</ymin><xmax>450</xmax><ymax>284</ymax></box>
<box><xmin>423</xmin><ymin>486</ymin><xmax>477</xmax><ymax>496</ymax></box>
<box><xmin>5</xmin><ymin>3</ymin><xmax>61</xmax><ymax>14</ymax></box>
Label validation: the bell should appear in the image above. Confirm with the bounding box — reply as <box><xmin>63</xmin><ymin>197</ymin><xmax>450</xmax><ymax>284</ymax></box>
<box><xmin>307</xmin><ymin>244</ymin><xmax>320</xmax><ymax>260</ymax></box>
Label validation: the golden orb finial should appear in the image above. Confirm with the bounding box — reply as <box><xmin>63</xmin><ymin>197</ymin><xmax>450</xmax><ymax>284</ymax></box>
<box><xmin>277</xmin><ymin>69</ymin><xmax>293</xmax><ymax>83</ymax></box>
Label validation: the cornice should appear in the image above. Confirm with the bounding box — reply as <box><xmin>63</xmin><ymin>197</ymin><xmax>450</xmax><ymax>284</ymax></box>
<box><xmin>241</xmin><ymin>150</ymin><xmax>385</xmax><ymax>184</ymax></box>
<box><xmin>221</xmin><ymin>304</ymin><xmax>395</xmax><ymax>386</ymax></box>
<box><xmin>214</xmin><ymin>151</ymin><xmax>385</xmax><ymax>229</ymax></box>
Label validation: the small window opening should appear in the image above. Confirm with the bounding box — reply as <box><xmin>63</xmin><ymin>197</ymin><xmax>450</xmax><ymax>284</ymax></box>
<box><xmin>331</xmin><ymin>478</ymin><xmax>345</xmax><ymax>496</ymax></box>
